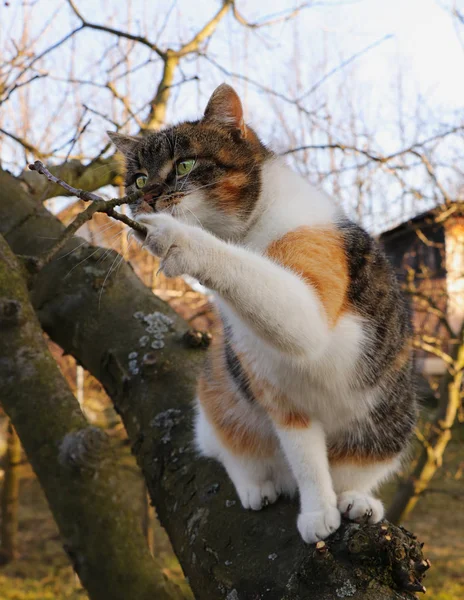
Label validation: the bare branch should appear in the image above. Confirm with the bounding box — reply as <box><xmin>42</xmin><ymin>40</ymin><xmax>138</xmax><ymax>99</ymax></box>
<box><xmin>201</xmin><ymin>53</ymin><xmax>318</xmax><ymax>118</ymax></box>
<box><xmin>232</xmin><ymin>2</ymin><xmax>312</xmax><ymax>29</ymax></box>
<box><xmin>106</xmin><ymin>82</ymin><xmax>145</xmax><ymax>129</ymax></box>
<box><xmin>176</xmin><ymin>1</ymin><xmax>232</xmax><ymax>57</ymax></box>
<box><xmin>297</xmin><ymin>34</ymin><xmax>393</xmax><ymax>101</ymax></box>
<box><xmin>283</xmin><ymin>126</ymin><xmax>464</xmax><ymax>169</ymax></box>
<box><xmin>0</xmin><ymin>127</ymin><xmax>48</xmax><ymax>158</ymax></box>
<box><xmin>412</xmin><ymin>338</ymin><xmax>455</xmax><ymax>368</ymax></box>
<box><xmin>66</xmin><ymin>0</ymin><xmax>166</xmax><ymax>59</ymax></box>
<box><xmin>1</xmin><ymin>25</ymin><xmax>85</xmax><ymax>106</ymax></box>
<box><xmin>0</xmin><ymin>73</ymin><xmax>47</xmax><ymax>107</ymax></box>
<box><xmin>409</xmin><ymin>150</ymin><xmax>452</xmax><ymax>204</ymax></box>
<box><xmin>28</xmin><ymin>161</ymin><xmax>147</xmax><ymax>268</ymax></box>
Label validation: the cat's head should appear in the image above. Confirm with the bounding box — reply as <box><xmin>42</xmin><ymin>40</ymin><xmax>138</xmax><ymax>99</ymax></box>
<box><xmin>108</xmin><ymin>84</ymin><xmax>271</xmax><ymax>240</ymax></box>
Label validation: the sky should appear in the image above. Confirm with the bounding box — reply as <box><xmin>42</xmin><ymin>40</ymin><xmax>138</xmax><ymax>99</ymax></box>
<box><xmin>2</xmin><ymin>0</ymin><xmax>462</xmax><ymax>123</ymax></box>
<box><xmin>0</xmin><ymin>0</ymin><xmax>463</xmax><ymax>229</ymax></box>
<box><xmin>305</xmin><ymin>0</ymin><xmax>464</xmax><ymax>110</ymax></box>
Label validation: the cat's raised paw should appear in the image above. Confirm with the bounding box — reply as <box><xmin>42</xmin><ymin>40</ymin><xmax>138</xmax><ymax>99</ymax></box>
<box><xmin>237</xmin><ymin>480</ymin><xmax>279</xmax><ymax>511</ymax></box>
<box><xmin>338</xmin><ymin>491</ymin><xmax>384</xmax><ymax>524</ymax></box>
<box><xmin>297</xmin><ymin>506</ymin><xmax>341</xmax><ymax>543</ymax></box>
<box><xmin>137</xmin><ymin>214</ymin><xmax>198</xmax><ymax>278</ymax></box>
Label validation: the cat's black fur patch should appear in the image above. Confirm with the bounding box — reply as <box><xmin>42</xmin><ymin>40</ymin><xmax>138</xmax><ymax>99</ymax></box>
<box><xmin>223</xmin><ymin>325</ymin><xmax>255</xmax><ymax>404</ymax></box>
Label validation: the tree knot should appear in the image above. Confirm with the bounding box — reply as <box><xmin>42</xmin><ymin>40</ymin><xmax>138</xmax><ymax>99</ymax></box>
<box><xmin>58</xmin><ymin>426</ymin><xmax>110</xmax><ymax>471</ymax></box>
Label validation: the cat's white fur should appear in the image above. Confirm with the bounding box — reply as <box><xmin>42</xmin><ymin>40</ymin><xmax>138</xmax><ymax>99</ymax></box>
<box><xmin>137</xmin><ymin>156</ymin><xmax>395</xmax><ymax>543</ymax></box>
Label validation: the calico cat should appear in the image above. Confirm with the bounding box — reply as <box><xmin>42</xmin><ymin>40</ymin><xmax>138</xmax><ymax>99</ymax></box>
<box><xmin>108</xmin><ymin>84</ymin><xmax>417</xmax><ymax>543</ymax></box>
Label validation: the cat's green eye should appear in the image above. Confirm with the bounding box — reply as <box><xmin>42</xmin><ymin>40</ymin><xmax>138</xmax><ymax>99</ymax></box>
<box><xmin>135</xmin><ymin>174</ymin><xmax>148</xmax><ymax>189</ymax></box>
<box><xmin>176</xmin><ymin>159</ymin><xmax>196</xmax><ymax>178</ymax></box>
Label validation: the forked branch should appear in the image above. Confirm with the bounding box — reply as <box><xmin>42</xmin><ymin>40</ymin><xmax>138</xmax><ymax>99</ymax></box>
<box><xmin>28</xmin><ymin>160</ymin><xmax>147</xmax><ymax>268</ymax></box>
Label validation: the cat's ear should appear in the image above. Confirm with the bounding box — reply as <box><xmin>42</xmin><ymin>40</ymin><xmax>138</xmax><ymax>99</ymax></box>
<box><xmin>107</xmin><ymin>131</ymin><xmax>139</xmax><ymax>156</ymax></box>
<box><xmin>203</xmin><ymin>84</ymin><xmax>247</xmax><ymax>138</ymax></box>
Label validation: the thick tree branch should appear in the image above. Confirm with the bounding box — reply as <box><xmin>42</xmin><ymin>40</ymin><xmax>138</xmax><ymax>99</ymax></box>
<box><xmin>0</xmin><ymin>234</ymin><xmax>186</xmax><ymax>600</ymax></box>
<box><xmin>145</xmin><ymin>54</ymin><xmax>180</xmax><ymax>130</ymax></box>
<box><xmin>0</xmin><ymin>423</ymin><xmax>21</xmax><ymax>565</ymax></box>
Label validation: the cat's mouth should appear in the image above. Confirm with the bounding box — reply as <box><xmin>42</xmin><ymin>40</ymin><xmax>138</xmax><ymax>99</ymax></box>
<box><xmin>139</xmin><ymin>190</ymin><xmax>185</xmax><ymax>214</ymax></box>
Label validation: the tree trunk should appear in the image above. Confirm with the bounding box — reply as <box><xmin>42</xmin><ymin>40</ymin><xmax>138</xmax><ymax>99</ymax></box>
<box><xmin>0</xmin><ymin>168</ymin><xmax>429</xmax><ymax>599</ymax></box>
<box><xmin>387</xmin><ymin>326</ymin><xmax>464</xmax><ymax>524</ymax></box>
<box><xmin>142</xmin><ymin>485</ymin><xmax>155</xmax><ymax>556</ymax></box>
<box><xmin>0</xmin><ymin>234</ymin><xmax>186</xmax><ymax>600</ymax></box>
<box><xmin>0</xmin><ymin>423</ymin><xmax>21</xmax><ymax>564</ymax></box>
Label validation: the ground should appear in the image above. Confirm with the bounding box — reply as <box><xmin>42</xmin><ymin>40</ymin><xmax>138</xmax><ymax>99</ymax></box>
<box><xmin>0</xmin><ymin>428</ymin><xmax>463</xmax><ymax>599</ymax></box>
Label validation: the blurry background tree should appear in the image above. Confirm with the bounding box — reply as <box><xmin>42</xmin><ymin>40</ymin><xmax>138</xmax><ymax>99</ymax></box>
<box><xmin>0</xmin><ymin>0</ymin><xmax>463</xmax><ymax>599</ymax></box>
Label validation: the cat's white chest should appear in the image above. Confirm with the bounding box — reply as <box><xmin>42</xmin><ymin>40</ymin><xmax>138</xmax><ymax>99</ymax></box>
<box><xmin>217</xmin><ymin>297</ymin><xmax>372</xmax><ymax>431</ymax></box>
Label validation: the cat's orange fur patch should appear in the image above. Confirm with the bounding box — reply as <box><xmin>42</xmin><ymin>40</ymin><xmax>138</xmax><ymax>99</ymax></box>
<box><xmin>197</xmin><ymin>327</ymin><xmax>277</xmax><ymax>458</ymax></box>
<box><xmin>198</xmin><ymin>376</ymin><xmax>276</xmax><ymax>457</ymax></box>
<box><xmin>231</xmin><ymin>348</ymin><xmax>312</xmax><ymax>429</ymax></box>
<box><xmin>272</xmin><ymin>408</ymin><xmax>311</xmax><ymax>429</ymax></box>
<box><xmin>266</xmin><ymin>227</ymin><xmax>349</xmax><ymax>327</ymax></box>
<box><xmin>197</xmin><ymin>314</ymin><xmax>313</xmax><ymax>456</ymax></box>
<box><xmin>216</xmin><ymin>172</ymin><xmax>250</xmax><ymax>211</ymax></box>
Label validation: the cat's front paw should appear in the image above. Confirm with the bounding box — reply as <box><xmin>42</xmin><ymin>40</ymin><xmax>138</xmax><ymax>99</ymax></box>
<box><xmin>297</xmin><ymin>506</ymin><xmax>341</xmax><ymax>543</ymax></box>
<box><xmin>137</xmin><ymin>214</ymin><xmax>198</xmax><ymax>278</ymax></box>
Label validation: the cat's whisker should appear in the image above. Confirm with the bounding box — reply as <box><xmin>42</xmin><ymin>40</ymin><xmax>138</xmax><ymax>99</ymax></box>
<box><xmin>98</xmin><ymin>251</ymin><xmax>121</xmax><ymax>310</ymax></box>
<box><xmin>95</xmin><ymin>231</ymin><xmax>125</xmax><ymax>265</ymax></box>
<box><xmin>62</xmin><ymin>229</ymin><xmax>124</xmax><ymax>280</ymax></box>
<box><xmin>184</xmin><ymin>180</ymin><xmax>219</xmax><ymax>193</ymax></box>
<box><xmin>183</xmin><ymin>205</ymin><xmax>204</xmax><ymax>228</ymax></box>
<box><xmin>98</xmin><ymin>237</ymin><xmax>134</xmax><ymax>309</ymax></box>
<box><xmin>56</xmin><ymin>221</ymin><xmax>117</xmax><ymax>261</ymax></box>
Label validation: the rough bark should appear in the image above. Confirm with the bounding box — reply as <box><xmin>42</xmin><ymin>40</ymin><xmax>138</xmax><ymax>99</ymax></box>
<box><xmin>0</xmin><ymin>423</ymin><xmax>21</xmax><ymax>564</ymax></box>
<box><xmin>0</xmin><ymin>234</ymin><xmax>186</xmax><ymax>600</ymax></box>
<box><xmin>387</xmin><ymin>325</ymin><xmax>464</xmax><ymax>524</ymax></box>
<box><xmin>142</xmin><ymin>485</ymin><xmax>156</xmax><ymax>556</ymax></box>
<box><xmin>0</xmin><ymin>169</ymin><xmax>429</xmax><ymax>599</ymax></box>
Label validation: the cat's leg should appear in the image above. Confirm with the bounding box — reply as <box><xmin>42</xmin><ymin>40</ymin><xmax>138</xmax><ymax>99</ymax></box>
<box><xmin>331</xmin><ymin>458</ymin><xmax>400</xmax><ymax>523</ymax></box>
<box><xmin>194</xmin><ymin>381</ymin><xmax>294</xmax><ymax>510</ymax></box>
<box><xmin>136</xmin><ymin>214</ymin><xmax>331</xmax><ymax>361</ymax></box>
<box><xmin>275</xmin><ymin>421</ymin><xmax>340</xmax><ymax>543</ymax></box>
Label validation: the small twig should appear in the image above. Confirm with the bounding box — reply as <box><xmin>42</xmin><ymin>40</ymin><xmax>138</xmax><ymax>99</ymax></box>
<box><xmin>28</xmin><ymin>160</ymin><xmax>147</xmax><ymax>269</ymax></box>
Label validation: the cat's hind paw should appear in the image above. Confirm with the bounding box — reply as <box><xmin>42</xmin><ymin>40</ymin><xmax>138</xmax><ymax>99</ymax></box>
<box><xmin>338</xmin><ymin>491</ymin><xmax>384</xmax><ymax>524</ymax></box>
<box><xmin>236</xmin><ymin>480</ymin><xmax>279</xmax><ymax>511</ymax></box>
<box><xmin>297</xmin><ymin>506</ymin><xmax>341</xmax><ymax>543</ymax></box>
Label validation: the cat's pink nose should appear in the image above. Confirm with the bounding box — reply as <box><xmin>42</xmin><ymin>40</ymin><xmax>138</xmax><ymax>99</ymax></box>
<box><xmin>142</xmin><ymin>183</ymin><xmax>162</xmax><ymax>206</ymax></box>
